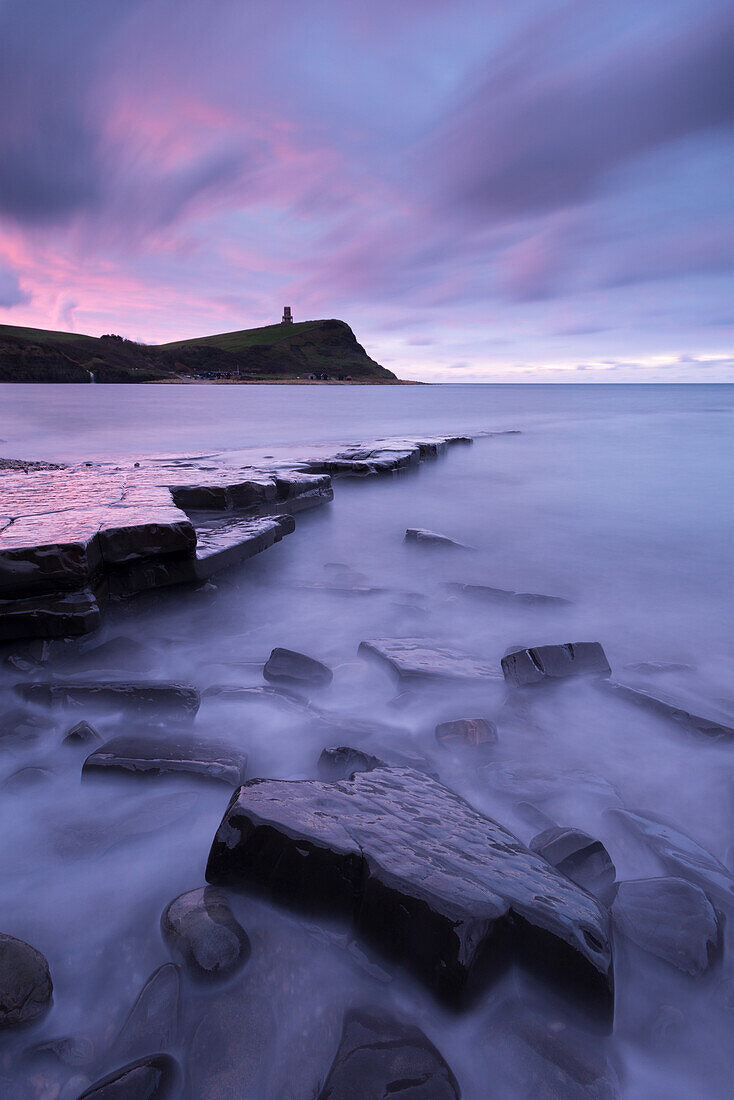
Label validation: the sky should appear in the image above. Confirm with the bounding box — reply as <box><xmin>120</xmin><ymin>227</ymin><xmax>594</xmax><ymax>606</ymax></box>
<box><xmin>0</xmin><ymin>0</ymin><xmax>732</xmax><ymax>382</ymax></box>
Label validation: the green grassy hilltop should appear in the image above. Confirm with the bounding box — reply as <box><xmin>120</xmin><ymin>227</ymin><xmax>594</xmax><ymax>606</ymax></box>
<box><xmin>0</xmin><ymin>318</ymin><xmax>398</xmax><ymax>383</ymax></box>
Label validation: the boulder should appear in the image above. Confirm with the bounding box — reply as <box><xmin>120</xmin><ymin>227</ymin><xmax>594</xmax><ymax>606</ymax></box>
<box><xmin>0</xmin><ymin>933</ymin><xmax>53</xmax><ymax>1027</ymax></box>
<box><xmin>114</xmin><ymin>964</ymin><xmax>181</xmax><ymax>1061</ymax></box>
<box><xmin>530</xmin><ymin>827</ymin><xmax>617</xmax><ymax>907</ymax></box>
<box><xmin>607</xmin><ymin>808</ymin><xmax>734</xmax><ymax>907</ymax></box>
<box><xmin>318</xmin><ymin>1008</ymin><xmax>460</xmax><ymax>1099</ymax></box>
<box><xmin>64</xmin><ymin>720</ymin><xmax>101</xmax><ymax>745</ymax></box>
<box><xmin>359</xmin><ymin>638</ymin><xmax>500</xmax><ymax>683</ymax></box>
<box><xmin>612</xmin><ymin>877</ymin><xmax>720</xmax><ymax>974</ymax></box>
<box><xmin>77</xmin><ymin>1053</ymin><xmax>180</xmax><ymax>1099</ymax></box>
<box><xmin>434</xmin><ymin>717</ymin><xmax>497</xmax><ymax>750</ymax></box>
<box><xmin>405</xmin><ymin>528</ymin><xmax>473</xmax><ymax>550</ymax></box>
<box><xmin>83</xmin><ymin>733</ymin><xmax>247</xmax><ymax>786</ymax></box>
<box><xmin>15</xmin><ymin>680</ymin><xmax>201</xmax><ymax>718</ymax></box>
<box><xmin>263</xmin><ymin>647</ymin><xmax>333</xmax><ymax>688</ymax></box>
<box><xmin>502</xmin><ymin>643</ymin><xmax>611</xmax><ymax>687</ymax></box>
<box><xmin>161</xmin><ymin>888</ymin><xmax>251</xmax><ymax>981</ymax></box>
<box><xmin>207</xmin><ymin>766</ymin><xmax>613</xmax><ymax>1017</ymax></box>
<box><xmin>318</xmin><ymin>746</ymin><xmax>386</xmax><ymax>781</ymax></box>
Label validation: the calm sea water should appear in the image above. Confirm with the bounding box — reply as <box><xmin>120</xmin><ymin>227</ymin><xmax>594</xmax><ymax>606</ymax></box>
<box><xmin>1</xmin><ymin>383</ymin><xmax>733</xmax><ymax>1097</ymax></box>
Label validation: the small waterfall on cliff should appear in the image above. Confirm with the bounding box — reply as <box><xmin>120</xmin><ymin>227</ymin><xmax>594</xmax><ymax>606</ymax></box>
<box><xmin>87</xmin><ymin>369</ymin><xmax>96</xmax><ymax>383</ymax></box>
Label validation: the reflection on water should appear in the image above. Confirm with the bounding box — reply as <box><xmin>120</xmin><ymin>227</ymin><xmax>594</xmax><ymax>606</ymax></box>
<box><xmin>0</xmin><ymin>385</ymin><xmax>733</xmax><ymax>1097</ymax></box>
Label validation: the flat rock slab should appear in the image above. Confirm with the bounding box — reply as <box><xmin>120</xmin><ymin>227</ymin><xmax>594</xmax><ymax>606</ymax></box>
<box><xmin>78</xmin><ymin>1053</ymin><xmax>180</xmax><ymax>1099</ymax></box>
<box><xmin>449</xmin><ymin>582</ymin><xmax>570</xmax><ymax>607</ymax></box>
<box><xmin>83</xmin><ymin>734</ymin><xmax>247</xmax><ymax>786</ymax></box>
<box><xmin>318</xmin><ymin>1009</ymin><xmax>460</xmax><ymax>1099</ymax></box>
<box><xmin>405</xmin><ymin>528</ymin><xmax>473</xmax><ymax>550</ymax></box>
<box><xmin>359</xmin><ymin>638</ymin><xmax>500</xmax><ymax>683</ymax></box>
<box><xmin>612</xmin><ymin>877</ymin><xmax>719</xmax><ymax>974</ymax></box>
<box><xmin>98</xmin><ymin>507</ymin><xmax>195</xmax><ymax>565</ymax></box>
<box><xmin>530</xmin><ymin>827</ymin><xmax>617</xmax><ymax>908</ymax></box>
<box><xmin>263</xmin><ymin>646</ymin><xmax>333</xmax><ymax>688</ymax></box>
<box><xmin>161</xmin><ymin>888</ymin><xmax>250</xmax><ymax>981</ymax></box>
<box><xmin>597</xmin><ymin>680</ymin><xmax>734</xmax><ymax>740</ymax></box>
<box><xmin>607</xmin><ymin>808</ymin><xmax>734</xmax><ymax>907</ymax></box>
<box><xmin>0</xmin><ymin>513</ymin><xmax>103</xmax><ymax>598</ymax></box>
<box><xmin>0</xmin><ymin>588</ymin><xmax>101</xmax><ymax>641</ymax></box>
<box><xmin>16</xmin><ymin>680</ymin><xmax>201</xmax><ymax>718</ymax></box>
<box><xmin>502</xmin><ymin>642</ymin><xmax>611</xmax><ymax>686</ymax></box>
<box><xmin>207</xmin><ymin>766</ymin><xmax>613</xmax><ymax>1014</ymax></box>
<box><xmin>0</xmin><ymin>934</ymin><xmax>53</xmax><ymax>1028</ymax></box>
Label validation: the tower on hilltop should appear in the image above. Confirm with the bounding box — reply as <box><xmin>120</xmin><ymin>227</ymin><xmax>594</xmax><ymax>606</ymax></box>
<box><xmin>282</xmin><ymin>306</ymin><xmax>293</xmax><ymax>324</ymax></box>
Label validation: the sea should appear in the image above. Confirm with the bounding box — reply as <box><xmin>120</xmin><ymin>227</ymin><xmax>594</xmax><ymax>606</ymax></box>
<box><xmin>1</xmin><ymin>382</ymin><xmax>733</xmax><ymax>1097</ymax></box>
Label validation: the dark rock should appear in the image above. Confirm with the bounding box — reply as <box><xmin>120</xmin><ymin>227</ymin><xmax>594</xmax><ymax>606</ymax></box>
<box><xmin>612</xmin><ymin>876</ymin><xmax>719</xmax><ymax>974</ymax></box>
<box><xmin>0</xmin><ymin>933</ymin><xmax>53</xmax><ymax>1027</ymax></box>
<box><xmin>448</xmin><ymin>582</ymin><xmax>570</xmax><ymax>606</ymax></box>
<box><xmin>0</xmin><ymin>766</ymin><xmax>53</xmax><ymax>792</ymax></box>
<box><xmin>263</xmin><ymin>646</ymin><xmax>333</xmax><ymax>688</ymax></box>
<box><xmin>502</xmin><ymin>642</ymin><xmax>611</xmax><ymax>687</ymax></box>
<box><xmin>207</xmin><ymin>766</ymin><xmax>613</xmax><ymax>1016</ymax></box>
<box><xmin>608</xmin><ymin>808</ymin><xmax>734</xmax><ymax>906</ymax></box>
<box><xmin>98</xmin><ymin>508</ymin><xmax>196</xmax><ymax>565</ymax></box>
<box><xmin>405</xmin><ymin>528</ymin><xmax>473</xmax><ymax>550</ymax></box>
<box><xmin>15</xmin><ymin>680</ymin><xmax>201</xmax><ymax>718</ymax></box>
<box><xmin>187</xmin><ymin>987</ymin><xmax>275</xmax><ymax>1098</ymax></box>
<box><xmin>0</xmin><ymin>588</ymin><xmax>101</xmax><ymax>641</ymax></box>
<box><xmin>0</xmin><ymin>514</ymin><xmax>102</xmax><ymax>599</ymax></box>
<box><xmin>359</xmin><ymin>638</ymin><xmax>500</xmax><ymax>683</ymax></box>
<box><xmin>78</xmin><ymin>1053</ymin><xmax>180</xmax><ymax>1099</ymax></box>
<box><xmin>28</xmin><ymin>1034</ymin><xmax>95</xmax><ymax>1067</ymax></box>
<box><xmin>161</xmin><ymin>887</ymin><xmax>251</xmax><ymax>981</ymax></box>
<box><xmin>435</xmin><ymin>717</ymin><xmax>498</xmax><ymax>750</ymax></box>
<box><xmin>530</xmin><ymin>827</ymin><xmax>617</xmax><ymax>907</ymax></box>
<box><xmin>596</xmin><ymin>680</ymin><xmax>734</xmax><ymax>740</ymax></box>
<box><xmin>64</xmin><ymin>720</ymin><xmax>101</xmax><ymax>745</ymax></box>
<box><xmin>318</xmin><ymin>746</ymin><xmax>387</xmax><ymax>780</ymax></box>
<box><xmin>114</xmin><ymin>964</ymin><xmax>181</xmax><ymax>1061</ymax></box>
<box><xmin>83</xmin><ymin>733</ymin><xmax>247</xmax><ymax>786</ymax></box>
<box><xmin>201</xmin><ymin>683</ymin><xmax>312</xmax><ymax>713</ymax></box>
<box><xmin>318</xmin><ymin>1008</ymin><xmax>460</xmax><ymax>1099</ymax></box>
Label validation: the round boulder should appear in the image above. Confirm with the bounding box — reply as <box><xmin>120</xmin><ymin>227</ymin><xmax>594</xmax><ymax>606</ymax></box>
<box><xmin>0</xmin><ymin>934</ymin><xmax>53</xmax><ymax>1027</ymax></box>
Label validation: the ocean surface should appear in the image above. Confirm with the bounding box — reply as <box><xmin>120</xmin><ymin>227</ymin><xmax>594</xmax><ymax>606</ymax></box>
<box><xmin>1</xmin><ymin>383</ymin><xmax>733</xmax><ymax>1097</ymax></box>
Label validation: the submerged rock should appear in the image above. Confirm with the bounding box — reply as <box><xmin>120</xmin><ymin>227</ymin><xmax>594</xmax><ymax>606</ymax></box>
<box><xmin>161</xmin><ymin>887</ymin><xmax>251</xmax><ymax>982</ymax></box>
<box><xmin>502</xmin><ymin>642</ymin><xmax>611</xmax><ymax>687</ymax></box>
<box><xmin>448</xmin><ymin>582</ymin><xmax>570</xmax><ymax>607</ymax></box>
<box><xmin>434</xmin><ymin>717</ymin><xmax>497</xmax><ymax>750</ymax></box>
<box><xmin>0</xmin><ymin>707</ymin><xmax>47</xmax><ymax>744</ymax></box>
<box><xmin>114</xmin><ymin>964</ymin><xmax>181</xmax><ymax>1061</ymax></box>
<box><xmin>359</xmin><ymin>637</ymin><xmax>500</xmax><ymax>683</ymax></box>
<box><xmin>612</xmin><ymin>877</ymin><xmax>719</xmax><ymax>974</ymax></box>
<box><xmin>405</xmin><ymin>528</ymin><xmax>473</xmax><ymax>550</ymax></box>
<box><xmin>0</xmin><ymin>588</ymin><xmax>101</xmax><ymax>641</ymax></box>
<box><xmin>530</xmin><ymin>827</ymin><xmax>617</xmax><ymax>907</ymax></box>
<box><xmin>78</xmin><ymin>1053</ymin><xmax>180</xmax><ymax>1099</ymax></box>
<box><xmin>318</xmin><ymin>746</ymin><xmax>386</xmax><ymax>781</ymax></box>
<box><xmin>0</xmin><ymin>766</ymin><xmax>52</xmax><ymax>792</ymax></box>
<box><xmin>207</xmin><ymin>766</ymin><xmax>613</xmax><ymax>1016</ymax></box>
<box><xmin>15</xmin><ymin>679</ymin><xmax>201</xmax><ymax>717</ymax></box>
<box><xmin>597</xmin><ymin>680</ymin><xmax>734</xmax><ymax>741</ymax></box>
<box><xmin>263</xmin><ymin>646</ymin><xmax>333</xmax><ymax>688</ymax></box>
<box><xmin>28</xmin><ymin>1034</ymin><xmax>96</xmax><ymax>1068</ymax></box>
<box><xmin>0</xmin><ymin>933</ymin><xmax>53</xmax><ymax>1027</ymax></box>
<box><xmin>83</xmin><ymin>733</ymin><xmax>247</xmax><ymax>786</ymax></box>
<box><xmin>63</xmin><ymin>720</ymin><xmax>101</xmax><ymax>745</ymax></box>
<box><xmin>318</xmin><ymin>1008</ymin><xmax>460</xmax><ymax>1099</ymax></box>
<box><xmin>187</xmin><ymin>987</ymin><xmax>275</xmax><ymax>1099</ymax></box>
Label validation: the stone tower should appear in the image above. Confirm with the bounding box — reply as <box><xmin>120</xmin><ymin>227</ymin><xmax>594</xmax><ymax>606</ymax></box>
<box><xmin>282</xmin><ymin>306</ymin><xmax>293</xmax><ymax>324</ymax></box>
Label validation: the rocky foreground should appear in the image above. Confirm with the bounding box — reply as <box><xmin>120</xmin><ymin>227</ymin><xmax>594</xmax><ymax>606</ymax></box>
<box><xmin>1</xmin><ymin>430</ymin><xmax>732</xmax><ymax>1097</ymax></box>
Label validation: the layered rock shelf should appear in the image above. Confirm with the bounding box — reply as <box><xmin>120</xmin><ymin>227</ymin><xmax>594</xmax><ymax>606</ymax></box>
<box><xmin>0</xmin><ymin>433</ymin><xmax>471</xmax><ymax>642</ymax></box>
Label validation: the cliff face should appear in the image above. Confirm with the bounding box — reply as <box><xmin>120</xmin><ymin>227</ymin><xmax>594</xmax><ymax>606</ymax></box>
<box><xmin>0</xmin><ymin>319</ymin><xmax>398</xmax><ymax>383</ymax></box>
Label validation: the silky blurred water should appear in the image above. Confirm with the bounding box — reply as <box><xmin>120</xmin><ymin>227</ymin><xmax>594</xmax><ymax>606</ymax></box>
<box><xmin>1</xmin><ymin>383</ymin><xmax>733</xmax><ymax>1097</ymax></box>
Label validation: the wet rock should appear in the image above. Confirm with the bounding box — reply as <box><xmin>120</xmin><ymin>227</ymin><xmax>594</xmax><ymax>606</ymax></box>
<box><xmin>83</xmin><ymin>733</ymin><xmax>247</xmax><ymax>786</ymax></box>
<box><xmin>28</xmin><ymin>1034</ymin><xmax>96</xmax><ymax>1067</ymax></box>
<box><xmin>0</xmin><ymin>933</ymin><xmax>53</xmax><ymax>1027</ymax></box>
<box><xmin>530</xmin><ymin>827</ymin><xmax>617</xmax><ymax>907</ymax></box>
<box><xmin>53</xmin><ymin>636</ymin><xmax>154</xmax><ymax>674</ymax></box>
<box><xmin>623</xmin><ymin>661</ymin><xmax>695</xmax><ymax>674</ymax></box>
<box><xmin>597</xmin><ymin>680</ymin><xmax>734</xmax><ymax>740</ymax></box>
<box><xmin>191</xmin><ymin>514</ymin><xmax>295</xmax><ymax>581</ymax></box>
<box><xmin>318</xmin><ymin>1008</ymin><xmax>460</xmax><ymax>1099</ymax></box>
<box><xmin>64</xmin><ymin>720</ymin><xmax>101</xmax><ymax>745</ymax></box>
<box><xmin>502</xmin><ymin>642</ymin><xmax>611</xmax><ymax>687</ymax></box>
<box><xmin>359</xmin><ymin>637</ymin><xmax>500</xmax><ymax>683</ymax></box>
<box><xmin>78</xmin><ymin>1053</ymin><xmax>180</xmax><ymax>1099</ymax></box>
<box><xmin>0</xmin><ymin>765</ymin><xmax>53</xmax><ymax>792</ymax></box>
<box><xmin>448</xmin><ymin>582</ymin><xmax>570</xmax><ymax>606</ymax></box>
<box><xmin>98</xmin><ymin>508</ymin><xmax>195</xmax><ymax>565</ymax></box>
<box><xmin>0</xmin><ymin>514</ymin><xmax>103</xmax><ymax>598</ymax></box>
<box><xmin>263</xmin><ymin>646</ymin><xmax>333</xmax><ymax>688</ymax></box>
<box><xmin>318</xmin><ymin>746</ymin><xmax>387</xmax><ymax>780</ymax></box>
<box><xmin>55</xmin><ymin>792</ymin><xmax>199</xmax><ymax>860</ymax></box>
<box><xmin>0</xmin><ymin>706</ymin><xmax>47</xmax><ymax>744</ymax></box>
<box><xmin>434</xmin><ymin>717</ymin><xmax>497</xmax><ymax>750</ymax></box>
<box><xmin>15</xmin><ymin>679</ymin><xmax>201</xmax><ymax>718</ymax></box>
<box><xmin>187</xmin><ymin>987</ymin><xmax>275</xmax><ymax>1098</ymax></box>
<box><xmin>612</xmin><ymin>877</ymin><xmax>720</xmax><ymax>974</ymax></box>
<box><xmin>405</xmin><ymin>527</ymin><xmax>473</xmax><ymax>550</ymax></box>
<box><xmin>608</xmin><ymin>808</ymin><xmax>734</xmax><ymax>907</ymax></box>
<box><xmin>201</xmin><ymin>683</ymin><xmax>312</xmax><ymax>713</ymax></box>
<box><xmin>207</xmin><ymin>766</ymin><xmax>613</xmax><ymax>1016</ymax></box>
<box><xmin>161</xmin><ymin>887</ymin><xmax>251</xmax><ymax>981</ymax></box>
<box><xmin>0</xmin><ymin>587</ymin><xmax>101</xmax><ymax>641</ymax></box>
<box><xmin>114</xmin><ymin>964</ymin><xmax>181</xmax><ymax>1061</ymax></box>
